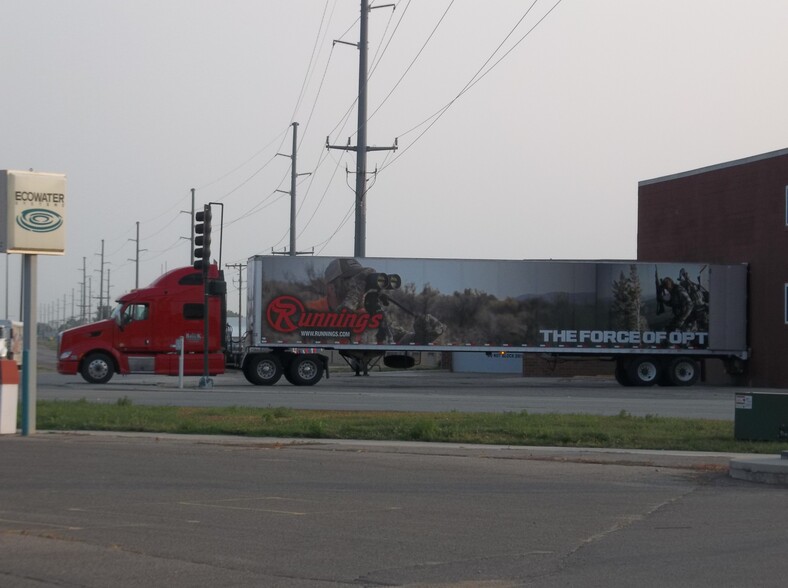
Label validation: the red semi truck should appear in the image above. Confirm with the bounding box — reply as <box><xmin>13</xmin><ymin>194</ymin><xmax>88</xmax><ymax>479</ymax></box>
<box><xmin>57</xmin><ymin>264</ymin><xmax>227</xmax><ymax>384</ymax></box>
<box><xmin>57</xmin><ymin>256</ymin><xmax>749</xmax><ymax>387</ymax></box>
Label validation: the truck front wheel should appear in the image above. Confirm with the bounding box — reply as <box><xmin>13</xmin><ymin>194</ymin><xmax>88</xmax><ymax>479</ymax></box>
<box><xmin>289</xmin><ymin>355</ymin><xmax>324</xmax><ymax>386</ymax></box>
<box><xmin>244</xmin><ymin>354</ymin><xmax>283</xmax><ymax>386</ymax></box>
<box><xmin>80</xmin><ymin>352</ymin><xmax>115</xmax><ymax>384</ymax></box>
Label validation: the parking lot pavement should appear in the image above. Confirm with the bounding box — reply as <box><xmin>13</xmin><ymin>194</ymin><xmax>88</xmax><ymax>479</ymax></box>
<box><xmin>2</xmin><ymin>432</ymin><xmax>788</xmax><ymax>587</ymax></box>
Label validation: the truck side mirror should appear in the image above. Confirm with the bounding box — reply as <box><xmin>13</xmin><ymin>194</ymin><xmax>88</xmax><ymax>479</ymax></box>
<box><xmin>115</xmin><ymin>308</ymin><xmax>130</xmax><ymax>331</ymax></box>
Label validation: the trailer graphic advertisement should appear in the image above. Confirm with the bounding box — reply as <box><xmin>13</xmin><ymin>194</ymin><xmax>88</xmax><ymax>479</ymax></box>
<box><xmin>251</xmin><ymin>256</ymin><xmax>744</xmax><ymax>352</ymax></box>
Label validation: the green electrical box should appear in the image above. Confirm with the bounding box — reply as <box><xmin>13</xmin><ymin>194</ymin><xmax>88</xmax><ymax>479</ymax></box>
<box><xmin>734</xmin><ymin>392</ymin><xmax>788</xmax><ymax>441</ymax></box>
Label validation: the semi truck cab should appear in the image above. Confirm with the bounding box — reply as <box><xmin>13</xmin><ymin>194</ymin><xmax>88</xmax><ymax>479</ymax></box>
<box><xmin>58</xmin><ymin>265</ymin><xmax>226</xmax><ymax>383</ymax></box>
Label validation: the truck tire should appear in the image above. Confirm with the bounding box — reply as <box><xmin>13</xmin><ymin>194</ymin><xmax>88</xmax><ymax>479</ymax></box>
<box><xmin>667</xmin><ymin>357</ymin><xmax>700</xmax><ymax>386</ymax></box>
<box><xmin>657</xmin><ymin>371</ymin><xmax>675</xmax><ymax>387</ymax></box>
<box><xmin>627</xmin><ymin>357</ymin><xmax>660</xmax><ymax>387</ymax></box>
<box><xmin>244</xmin><ymin>354</ymin><xmax>282</xmax><ymax>386</ymax></box>
<box><xmin>289</xmin><ymin>355</ymin><xmax>324</xmax><ymax>386</ymax></box>
<box><xmin>614</xmin><ymin>361</ymin><xmax>634</xmax><ymax>386</ymax></box>
<box><xmin>80</xmin><ymin>352</ymin><xmax>115</xmax><ymax>384</ymax></box>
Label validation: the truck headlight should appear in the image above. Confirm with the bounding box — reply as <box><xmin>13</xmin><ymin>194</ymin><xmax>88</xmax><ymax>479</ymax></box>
<box><xmin>59</xmin><ymin>351</ymin><xmax>76</xmax><ymax>360</ymax></box>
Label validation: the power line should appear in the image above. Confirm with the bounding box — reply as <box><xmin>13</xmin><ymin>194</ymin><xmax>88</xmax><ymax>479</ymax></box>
<box><xmin>315</xmin><ymin>202</ymin><xmax>356</xmax><ymax>255</ymax></box>
<box><xmin>195</xmin><ymin>124</ymin><xmax>292</xmax><ymax>192</ymax></box>
<box><xmin>366</xmin><ymin>0</ymin><xmax>452</xmax><ymax>125</ymax></box>
<box><xmin>381</xmin><ymin>0</ymin><xmax>564</xmax><ymax>172</ymax></box>
<box><xmin>289</xmin><ymin>0</ymin><xmax>334</xmax><ymax>125</ymax></box>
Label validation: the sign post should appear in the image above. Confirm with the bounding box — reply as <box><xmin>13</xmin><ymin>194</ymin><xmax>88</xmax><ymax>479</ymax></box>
<box><xmin>1</xmin><ymin>170</ymin><xmax>67</xmax><ymax>436</ymax></box>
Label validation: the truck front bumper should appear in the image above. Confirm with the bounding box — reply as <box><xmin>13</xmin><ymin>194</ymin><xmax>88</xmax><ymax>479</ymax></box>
<box><xmin>57</xmin><ymin>357</ymin><xmax>80</xmax><ymax>376</ymax></box>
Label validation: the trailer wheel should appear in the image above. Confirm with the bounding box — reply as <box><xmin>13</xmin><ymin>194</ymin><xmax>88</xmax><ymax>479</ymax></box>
<box><xmin>614</xmin><ymin>361</ymin><xmax>634</xmax><ymax>386</ymax></box>
<box><xmin>627</xmin><ymin>357</ymin><xmax>660</xmax><ymax>387</ymax></box>
<box><xmin>657</xmin><ymin>371</ymin><xmax>675</xmax><ymax>387</ymax></box>
<box><xmin>80</xmin><ymin>352</ymin><xmax>115</xmax><ymax>384</ymax></box>
<box><xmin>244</xmin><ymin>354</ymin><xmax>282</xmax><ymax>386</ymax></box>
<box><xmin>667</xmin><ymin>357</ymin><xmax>700</xmax><ymax>386</ymax></box>
<box><xmin>289</xmin><ymin>355</ymin><xmax>324</xmax><ymax>386</ymax></box>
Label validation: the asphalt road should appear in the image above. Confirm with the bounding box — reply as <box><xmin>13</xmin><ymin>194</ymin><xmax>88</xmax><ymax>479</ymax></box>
<box><xmin>5</xmin><ymin>346</ymin><xmax>786</xmax><ymax>586</ymax></box>
<box><xmin>32</xmin><ymin>341</ymin><xmax>759</xmax><ymax>420</ymax></box>
<box><xmin>2</xmin><ymin>432</ymin><xmax>787</xmax><ymax>587</ymax></box>
<box><xmin>35</xmin><ymin>367</ymin><xmax>744</xmax><ymax>420</ymax></box>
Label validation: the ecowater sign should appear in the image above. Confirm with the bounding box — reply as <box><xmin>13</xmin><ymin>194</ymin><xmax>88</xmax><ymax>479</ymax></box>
<box><xmin>0</xmin><ymin>170</ymin><xmax>66</xmax><ymax>255</ymax></box>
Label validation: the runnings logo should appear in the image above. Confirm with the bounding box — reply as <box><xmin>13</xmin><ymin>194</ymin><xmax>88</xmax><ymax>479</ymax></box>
<box><xmin>266</xmin><ymin>295</ymin><xmax>382</xmax><ymax>334</ymax></box>
<box><xmin>16</xmin><ymin>208</ymin><xmax>63</xmax><ymax>233</ymax></box>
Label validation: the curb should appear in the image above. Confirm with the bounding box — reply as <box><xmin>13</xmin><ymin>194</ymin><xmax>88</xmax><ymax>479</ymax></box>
<box><xmin>729</xmin><ymin>451</ymin><xmax>788</xmax><ymax>486</ymax></box>
<box><xmin>10</xmin><ymin>430</ymin><xmax>788</xmax><ymax>486</ymax></box>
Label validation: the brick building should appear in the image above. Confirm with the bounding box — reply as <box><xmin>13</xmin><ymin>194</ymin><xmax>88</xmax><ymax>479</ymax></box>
<box><xmin>638</xmin><ymin>148</ymin><xmax>788</xmax><ymax>387</ymax></box>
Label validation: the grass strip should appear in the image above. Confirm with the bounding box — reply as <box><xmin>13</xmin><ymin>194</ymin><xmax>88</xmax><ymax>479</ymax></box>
<box><xmin>35</xmin><ymin>399</ymin><xmax>788</xmax><ymax>454</ymax></box>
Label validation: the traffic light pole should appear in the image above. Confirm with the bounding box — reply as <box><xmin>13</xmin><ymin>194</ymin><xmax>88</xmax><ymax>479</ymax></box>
<box><xmin>194</xmin><ymin>204</ymin><xmax>213</xmax><ymax>388</ymax></box>
<box><xmin>199</xmin><ymin>272</ymin><xmax>211</xmax><ymax>388</ymax></box>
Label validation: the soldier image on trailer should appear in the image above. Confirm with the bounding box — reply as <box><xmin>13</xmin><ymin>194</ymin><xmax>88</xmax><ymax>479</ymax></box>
<box><xmin>659</xmin><ymin>274</ymin><xmax>709</xmax><ymax>332</ymax></box>
<box><xmin>307</xmin><ymin>258</ymin><xmax>369</xmax><ymax>314</ymax></box>
<box><xmin>310</xmin><ymin>258</ymin><xmax>444</xmax><ymax>346</ymax></box>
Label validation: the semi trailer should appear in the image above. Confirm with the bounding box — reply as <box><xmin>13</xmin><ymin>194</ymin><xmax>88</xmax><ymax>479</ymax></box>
<box><xmin>57</xmin><ymin>255</ymin><xmax>748</xmax><ymax>387</ymax></box>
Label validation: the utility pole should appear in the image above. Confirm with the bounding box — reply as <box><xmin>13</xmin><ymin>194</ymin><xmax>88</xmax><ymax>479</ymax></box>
<box><xmin>327</xmin><ymin>0</ymin><xmax>397</xmax><ymax>258</ymax></box>
<box><xmin>276</xmin><ymin>122</ymin><xmax>312</xmax><ymax>256</ymax></box>
<box><xmin>189</xmin><ymin>189</ymin><xmax>195</xmax><ymax>265</ymax></box>
<box><xmin>95</xmin><ymin>239</ymin><xmax>105</xmax><ymax>319</ymax></box>
<box><xmin>128</xmin><ymin>221</ymin><xmax>145</xmax><ymax>289</ymax></box>
<box><xmin>288</xmin><ymin>124</ymin><xmax>298</xmax><ymax>256</ymax></box>
<box><xmin>180</xmin><ymin>190</ymin><xmax>196</xmax><ymax>265</ymax></box>
<box><xmin>80</xmin><ymin>257</ymin><xmax>87</xmax><ymax>322</ymax></box>
<box><xmin>226</xmin><ymin>262</ymin><xmax>246</xmax><ymax>344</ymax></box>
<box><xmin>4</xmin><ymin>254</ymin><xmax>8</xmax><ymax>319</ymax></box>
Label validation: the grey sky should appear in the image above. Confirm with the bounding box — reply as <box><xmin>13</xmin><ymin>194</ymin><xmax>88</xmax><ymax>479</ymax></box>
<box><xmin>2</xmin><ymin>1</ymin><xmax>787</xmax><ymax>321</ymax></box>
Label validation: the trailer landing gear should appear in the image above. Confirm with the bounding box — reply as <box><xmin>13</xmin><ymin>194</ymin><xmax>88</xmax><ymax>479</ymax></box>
<box><xmin>339</xmin><ymin>351</ymin><xmax>384</xmax><ymax>376</ymax></box>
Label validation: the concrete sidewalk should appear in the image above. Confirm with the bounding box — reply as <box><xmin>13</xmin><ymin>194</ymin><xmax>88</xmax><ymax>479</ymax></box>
<box><xmin>730</xmin><ymin>450</ymin><xmax>788</xmax><ymax>485</ymax></box>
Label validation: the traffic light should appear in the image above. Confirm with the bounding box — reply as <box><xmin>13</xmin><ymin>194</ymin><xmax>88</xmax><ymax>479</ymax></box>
<box><xmin>194</xmin><ymin>204</ymin><xmax>212</xmax><ymax>271</ymax></box>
